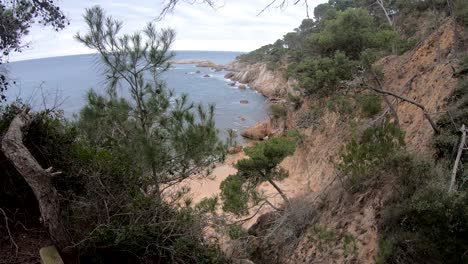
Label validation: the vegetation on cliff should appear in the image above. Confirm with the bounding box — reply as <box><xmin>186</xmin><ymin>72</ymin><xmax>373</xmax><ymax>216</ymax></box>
<box><xmin>229</xmin><ymin>0</ymin><xmax>468</xmax><ymax>263</ymax></box>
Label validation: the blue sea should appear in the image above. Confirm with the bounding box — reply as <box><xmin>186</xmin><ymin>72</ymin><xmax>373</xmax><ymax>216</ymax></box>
<box><xmin>4</xmin><ymin>51</ymin><xmax>269</xmax><ymax>143</ymax></box>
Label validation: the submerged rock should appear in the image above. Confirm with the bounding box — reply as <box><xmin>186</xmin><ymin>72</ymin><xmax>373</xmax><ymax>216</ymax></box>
<box><xmin>238</xmin><ymin>84</ymin><xmax>247</xmax><ymax>90</ymax></box>
<box><xmin>240</xmin><ymin>100</ymin><xmax>249</xmax><ymax>104</ymax></box>
<box><xmin>203</xmin><ymin>74</ymin><xmax>210</xmax><ymax>78</ymax></box>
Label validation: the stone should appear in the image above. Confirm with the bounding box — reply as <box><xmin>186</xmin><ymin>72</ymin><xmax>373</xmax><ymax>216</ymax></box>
<box><xmin>40</xmin><ymin>246</ymin><xmax>64</xmax><ymax>264</ymax></box>
<box><xmin>241</xmin><ymin>121</ymin><xmax>272</xmax><ymax>140</ymax></box>
<box><xmin>238</xmin><ymin>84</ymin><xmax>247</xmax><ymax>90</ymax></box>
<box><xmin>203</xmin><ymin>74</ymin><xmax>210</xmax><ymax>78</ymax></box>
<box><xmin>224</xmin><ymin>72</ymin><xmax>235</xmax><ymax>79</ymax></box>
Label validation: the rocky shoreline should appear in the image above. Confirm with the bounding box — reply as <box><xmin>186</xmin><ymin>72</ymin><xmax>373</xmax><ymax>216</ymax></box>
<box><xmin>172</xmin><ymin>58</ymin><xmax>279</xmax><ymax>141</ymax></box>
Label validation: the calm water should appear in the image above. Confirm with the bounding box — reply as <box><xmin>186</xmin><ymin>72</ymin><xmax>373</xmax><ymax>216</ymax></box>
<box><xmin>4</xmin><ymin>51</ymin><xmax>269</xmax><ymax>143</ymax></box>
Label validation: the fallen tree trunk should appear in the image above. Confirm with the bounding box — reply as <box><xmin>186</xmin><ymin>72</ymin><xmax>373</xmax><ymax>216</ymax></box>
<box><xmin>1</xmin><ymin>111</ymin><xmax>71</xmax><ymax>251</ymax></box>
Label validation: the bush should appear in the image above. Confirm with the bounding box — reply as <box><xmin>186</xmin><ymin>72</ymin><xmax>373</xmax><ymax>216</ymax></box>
<box><xmin>339</xmin><ymin>122</ymin><xmax>405</xmax><ymax>191</ymax></box>
<box><xmin>454</xmin><ymin>0</ymin><xmax>468</xmax><ymax>25</ymax></box>
<box><xmin>378</xmin><ymin>155</ymin><xmax>468</xmax><ymax>264</ymax></box>
<box><xmin>220</xmin><ymin>136</ymin><xmax>298</xmax><ymax>216</ymax></box>
<box><xmin>358</xmin><ymin>94</ymin><xmax>382</xmax><ymax>118</ymax></box>
<box><xmin>327</xmin><ymin>94</ymin><xmax>355</xmax><ymax>116</ymax></box>
<box><xmin>306</xmin><ymin>8</ymin><xmax>396</xmax><ymax>59</ymax></box>
<box><xmin>290</xmin><ymin>52</ymin><xmax>356</xmax><ymax>96</ymax></box>
<box><xmin>270</xmin><ymin>103</ymin><xmax>287</xmax><ymax>119</ymax></box>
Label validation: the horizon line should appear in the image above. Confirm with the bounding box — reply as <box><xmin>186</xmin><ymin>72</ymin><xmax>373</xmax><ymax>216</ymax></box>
<box><xmin>8</xmin><ymin>49</ymin><xmax>249</xmax><ymax>63</ymax></box>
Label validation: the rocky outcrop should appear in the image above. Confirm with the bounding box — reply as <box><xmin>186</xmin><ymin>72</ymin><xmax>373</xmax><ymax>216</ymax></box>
<box><xmin>225</xmin><ymin>61</ymin><xmax>297</xmax><ymax>98</ymax></box>
<box><xmin>171</xmin><ymin>59</ymin><xmax>226</xmax><ymax>71</ymax></box>
<box><xmin>240</xmin><ymin>121</ymin><xmax>273</xmax><ymax>140</ymax></box>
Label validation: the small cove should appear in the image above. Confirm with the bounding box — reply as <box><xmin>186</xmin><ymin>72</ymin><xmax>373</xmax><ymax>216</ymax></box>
<box><xmin>4</xmin><ymin>51</ymin><xmax>269</xmax><ymax>143</ymax></box>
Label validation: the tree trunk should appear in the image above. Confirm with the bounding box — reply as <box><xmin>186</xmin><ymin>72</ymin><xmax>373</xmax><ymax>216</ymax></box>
<box><xmin>376</xmin><ymin>0</ymin><xmax>393</xmax><ymax>27</ymax></box>
<box><xmin>267</xmin><ymin>179</ymin><xmax>290</xmax><ymax>206</ymax></box>
<box><xmin>1</xmin><ymin>111</ymin><xmax>71</xmax><ymax>251</ymax></box>
<box><xmin>449</xmin><ymin>124</ymin><xmax>466</xmax><ymax>193</ymax></box>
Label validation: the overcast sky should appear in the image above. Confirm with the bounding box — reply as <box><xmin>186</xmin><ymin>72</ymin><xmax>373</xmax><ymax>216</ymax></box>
<box><xmin>10</xmin><ymin>0</ymin><xmax>327</xmax><ymax>62</ymax></box>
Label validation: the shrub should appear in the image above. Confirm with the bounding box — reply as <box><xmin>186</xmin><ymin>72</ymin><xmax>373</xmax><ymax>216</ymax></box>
<box><xmin>220</xmin><ymin>136</ymin><xmax>298</xmax><ymax>216</ymax></box>
<box><xmin>327</xmin><ymin>94</ymin><xmax>355</xmax><ymax>116</ymax></box>
<box><xmin>378</xmin><ymin>157</ymin><xmax>468</xmax><ymax>264</ymax></box>
<box><xmin>290</xmin><ymin>52</ymin><xmax>356</xmax><ymax>96</ymax></box>
<box><xmin>339</xmin><ymin>122</ymin><xmax>405</xmax><ymax>191</ymax></box>
<box><xmin>270</xmin><ymin>103</ymin><xmax>287</xmax><ymax>119</ymax></box>
<box><xmin>358</xmin><ymin>94</ymin><xmax>382</xmax><ymax>118</ymax></box>
<box><xmin>454</xmin><ymin>0</ymin><xmax>468</xmax><ymax>25</ymax></box>
<box><xmin>306</xmin><ymin>8</ymin><xmax>396</xmax><ymax>59</ymax></box>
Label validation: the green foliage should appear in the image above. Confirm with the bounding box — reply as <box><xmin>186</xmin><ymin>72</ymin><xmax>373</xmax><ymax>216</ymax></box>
<box><xmin>228</xmin><ymin>225</ymin><xmax>249</xmax><ymax>240</ymax></box>
<box><xmin>306</xmin><ymin>8</ymin><xmax>395</xmax><ymax>59</ymax></box>
<box><xmin>358</xmin><ymin>94</ymin><xmax>382</xmax><ymax>117</ymax></box>
<box><xmin>220</xmin><ymin>175</ymin><xmax>251</xmax><ymax>215</ymax></box>
<box><xmin>220</xmin><ymin>136</ymin><xmax>298</xmax><ymax>215</ymax></box>
<box><xmin>327</xmin><ymin>94</ymin><xmax>355</xmax><ymax>116</ymax></box>
<box><xmin>455</xmin><ymin>0</ymin><xmax>468</xmax><ymax>25</ymax></box>
<box><xmin>377</xmin><ymin>153</ymin><xmax>468</xmax><ymax>264</ymax></box>
<box><xmin>290</xmin><ymin>51</ymin><xmax>356</xmax><ymax>96</ymax></box>
<box><xmin>376</xmin><ymin>238</ymin><xmax>393</xmax><ymax>264</ymax></box>
<box><xmin>76</xmin><ymin>6</ymin><xmax>225</xmax><ymax>197</ymax></box>
<box><xmin>237</xmin><ymin>39</ymin><xmax>287</xmax><ymax>70</ymax></box>
<box><xmin>433</xmin><ymin>77</ymin><xmax>468</xmax><ymax>161</ymax></box>
<box><xmin>339</xmin><ymin>122</ymin><xmax>405</xmax><ymax>191</ymax></box>
<box><xmin>343</xmin><ymin>233</ymin><xmax>358</xmax><ymax>256</ymax></box>
<box><xmin>196</xmin><ymin>196</ymin><xmax>219</xmax><ymax>213</ymax></box>
<box><xmin>270</xmin><ymin>103</ymin><xmax>287</xmax><ymax>119</ymax></box>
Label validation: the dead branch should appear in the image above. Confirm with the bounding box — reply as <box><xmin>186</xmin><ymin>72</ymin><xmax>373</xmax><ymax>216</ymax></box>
<box><xmin>370</xmin><ymin>75</ymin><xmax>440</xmax><ymax>134</ymax></box>
<box><xmin>158</xmin><ymin>0</ymin><xmax>217</xmax><ymax>19</ymax></box>
<box><xmin>0</xmin><ymin>208</ymin><xmax>18</xmax><ymax>254</ymax></box>
<box><xmin>1</xmin><ymin>111</ymin><xmax>71</xmax><ymax>251</ymax></box>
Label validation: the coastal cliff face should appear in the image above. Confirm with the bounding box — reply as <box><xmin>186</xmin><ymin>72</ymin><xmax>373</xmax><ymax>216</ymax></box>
<box><xmin>226</xmin><ymin>18</ymin><xmax>463</xmax><ymax>263</ymax></box>
<box><xmin>225</xmin><ymin>61</ymin><xmax>297</xmax><ymax>99</ymax></box>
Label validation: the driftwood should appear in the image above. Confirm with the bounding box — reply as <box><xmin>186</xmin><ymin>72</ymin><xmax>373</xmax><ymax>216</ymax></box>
<box><xmin>449</xmin><ymin>124</ymin><xmax>466</xmax><ymax>193</ymax></box>
<box><xmin>1</xmin><ymin>111</ymin><xmax>71</xmax><ymax>251</ymax></box>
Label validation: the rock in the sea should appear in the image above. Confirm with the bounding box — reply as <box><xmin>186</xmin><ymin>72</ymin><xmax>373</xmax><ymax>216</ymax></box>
<box><xmin>229</xmin><ymin>82</ymin><xmax>236</xmax><ymax>86</ymax></box>
<box><xmin>239</xmin><ymin>116</ymin><xmax>246</xmax><ymax>122</ymax></box>
<box><xmin>238</xmin><ymin>84</ymin><xmax>247</xmax><ymax>90</ymax></box>
<box><xmin>241</xmin><ymin>121</ymin><xmax>272</xmax><ymax>140</ymax></box>
<box><xmin>240</xmin><ymin>100</ymin><xmax>249</xmax><ymax>104</ymax></box>
<box><xmin>196</xmin><ymin>70</ymin><xmax>201</xmax><ymax>74</ymax></box>
<box><xmin>203</xmin><ymin>74</ymin><xmax>210</xmax><ymax>78</ymax></box>
<box><xmin>224</xmin><ymin>72</ymin><xmax>235</xmax><ymax>79</ymax></box>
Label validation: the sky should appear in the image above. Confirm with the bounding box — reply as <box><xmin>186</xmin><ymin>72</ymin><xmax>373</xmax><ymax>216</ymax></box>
<box><xmin>10</xmin><ymin>0</ymin><xmax>327</xmax><ymax>62</ymax></box>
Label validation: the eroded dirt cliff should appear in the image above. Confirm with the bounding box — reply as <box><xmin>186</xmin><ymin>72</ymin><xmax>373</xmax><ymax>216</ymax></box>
<box><xmin>225</xmin><ymin>18</ymin><xmax>463</xmax><ymax>263</ymax></box>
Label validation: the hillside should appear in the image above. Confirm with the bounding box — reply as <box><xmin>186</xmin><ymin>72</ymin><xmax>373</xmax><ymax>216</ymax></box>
<box><xmin>218</xmin><ymin>5</ymin><xmax>468</xmax><ymax>263</ymax></box>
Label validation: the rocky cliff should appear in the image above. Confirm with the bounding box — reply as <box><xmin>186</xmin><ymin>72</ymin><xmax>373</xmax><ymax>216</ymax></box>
<box><xmin>226</xmin><ymin>18</ymin><xmax>464</xmax><ymax>263</ymax></box>
<box><xmin>225</xmin><ymin>61</ymin><xmax>297</xmax><ymax>99</ymax></box>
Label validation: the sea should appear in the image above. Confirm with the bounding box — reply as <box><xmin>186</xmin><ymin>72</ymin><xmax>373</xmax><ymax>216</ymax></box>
<box><xmin>4</xmin><ymin>51</ymin><xmax>269</xmax><ymax>143</ymax></box>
